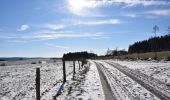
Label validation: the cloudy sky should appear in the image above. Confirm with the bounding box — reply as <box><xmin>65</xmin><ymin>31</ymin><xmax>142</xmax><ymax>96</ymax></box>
<box><xmin>0</xmin><ymin>0</ymin><xmax>170</xmax><ymax>57</ymax></box>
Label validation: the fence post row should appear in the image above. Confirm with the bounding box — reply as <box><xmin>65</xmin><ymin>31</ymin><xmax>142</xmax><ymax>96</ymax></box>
<box><xmin>73</xmin><ymin>60</ymin><xmax>75</xmax><ymax>80</ymax></box>
<box><xmin>78</xmin><ymin>60</ymin><xmax>80</xmax><ymax>70</ymax></box>
<box><xmin>35</xmin><ymin>59</ymin><xmax>83</xmax><ymax>99</ymax></box>
<box><xmin>36</xmin><ymin>68</ymin><xmax>40</xmax><ymax>100</ymax></box>
<box><xmin>63</xmin><ymin>60</ymin><xmax>66</xmax><ymax>83</ymax></box>
<box><xmin>81</xmin><ymin>59</ymin><xmax>84</xmax><ymax>67</ymax></box>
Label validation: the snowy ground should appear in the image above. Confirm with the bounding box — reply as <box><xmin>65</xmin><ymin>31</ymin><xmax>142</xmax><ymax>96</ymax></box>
<box><xmin>57</xmin><ymin>61</ymin><xmax>105</xmax><ymax>100</ymax></box>
<box><xmin>1</xmin><ymin>59</ymin><xmax>170</xmax><ymax>100</ymax></box>
<box><xmin>0</xmin><ymin>59</ymin><xmax>104</xmax><ymax>100</ymax></box>
<box><xmin>0</xmin><ymin>60</ymin><xmax>79</xmax><ymax>100</ymax></box>
<box><xmin>110</xmin><ymin>60</ymin><xmax>170</xmax><ymax>86</ymax></box>
<box><xmin>95</xmin><ymin>61</ymin><xmax>161</xmax><ymax>100</ymax></box>
<box><xmin>44</xmin><ymin>59</ymin><xmax>170</xmax><ymax>100</ymax></box>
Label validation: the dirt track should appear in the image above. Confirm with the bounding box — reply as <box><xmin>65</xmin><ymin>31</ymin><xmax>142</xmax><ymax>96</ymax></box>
<box><xmin>94</xmin><ymin>61</ymin><xmax>170</xmax><ymax>100</ymax></box>
<box><xmin>95</xmin><ymin>62</ymin><xmax>116</xmax><ymax>100</ymax></box>
<box><xmin>107</xmin><ymin>61</ymin><xmax>170</xmax><ymax>100</ymax></box>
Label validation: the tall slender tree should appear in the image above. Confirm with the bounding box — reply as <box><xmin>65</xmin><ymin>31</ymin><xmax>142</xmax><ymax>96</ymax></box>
<box><xmin>153</xmin><ymin>25</ymin><xmax>159</xmax><ymax>59</ymax></box>
<box><xmin>168</xmin><ymin>26</ymin><xmax>170</xmax><ymax>34</ymax></box>
<box><xmin>153</xmin><ymin>25</ymin><xmax>159</xmax><ymax>37</ymax></box>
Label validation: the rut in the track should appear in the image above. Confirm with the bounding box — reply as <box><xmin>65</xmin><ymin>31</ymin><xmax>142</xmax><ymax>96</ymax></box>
<box><xmin>95</xmin><ymin>62</ymin><xmax>117</xmax><ymax>100</ymax></box>
<box><xmin>106</xmin><ymin>61</ymin><xmax>170</xmax><ymax>100</ymax></box>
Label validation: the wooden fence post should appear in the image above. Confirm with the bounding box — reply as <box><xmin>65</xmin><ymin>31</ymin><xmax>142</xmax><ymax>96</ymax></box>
<box><xmin>81</xmin><ymin>59</ymin><xmax>84</xmax><ymax>68</ymax></box>
<box><xmin>63</xmin><ymin>60</ymin><xmax>66</xmax><ymax>83</ymax></box>
<box><xmin>36</xmin><ymin>68</ymin><xmax>40</xmax><ymax>100</ymax></box>
<box><xmin>73</xmin><ymin>60</ymin><xmax>75</xmax><ymax>80</ymax></box>
<box><xmin>78</xmin><ymin>60</ymin><xmax>80</xmax><ymax>70</ymax></box>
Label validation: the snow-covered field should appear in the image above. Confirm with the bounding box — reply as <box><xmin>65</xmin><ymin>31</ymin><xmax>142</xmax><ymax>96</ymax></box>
<box><xmin>93</xmin><ymin>60</ymin><xmax>170</xmax><ymax>100</ymax></box>
<box><xmin>110</xmin><ymin>60</ymin><xmax>170</xmax><ymax>85</ymax></box>
<box><xmin>0</xmin><ymin>60</ymin><xmax>79</xmax><ymax>100</ymax></box>
<box><xmin>96</xmin><ymin>61</ymin><xmax>160</xmax><ymax>100</ymax></box>
<box><xmin>1</xmin><ymin>59</ymin><xmax>170</xmax><ymax>100</ymax></box>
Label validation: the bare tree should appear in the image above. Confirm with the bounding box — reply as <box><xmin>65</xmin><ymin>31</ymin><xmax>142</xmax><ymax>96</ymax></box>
<box><xmin>168</xmin><ymin>26</ymin><xmax>170</xmax><ymax>34</ymax></box>
<box><xmin>153</xmin><ymin>25</ymin><xmax>159</xmax><ymax>37</ymax></box>
<box><xmin>106</xmin><ymin>48</ymin><xmax>110</xmax><ymax>55</ymax></box>
<box><xmin>153</xmin><ymin>25</ymin><xmax>159</xmax><ymax>59</ymax></box>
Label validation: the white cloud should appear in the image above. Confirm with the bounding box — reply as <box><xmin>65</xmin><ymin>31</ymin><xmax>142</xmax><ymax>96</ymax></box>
<box><xmin>68</xmin><ymin>0</ymin><xmax>97</xmax><ymax>10</ymax></box>
<box><xmin>91</xmin><ymin>36</ymin><xmax>111</xmax><ymax>39</ymax></box>
<box><xmin>33</xmin><ymin>33</ymin><xmax>99</xmax><ymax>40</ymax></box>
<box><xmin>45</xmin><ymin>43</ymin><xmax>70</xmax><ymax>49</ymax></box>
<box><xmin>44</xmin><ymin>24</ymin><xmax>65</xmax><ymax>30</ymax></box>
<box><xmin>73</xmin><ymin>19</ymin><xmax>121</xmax><ymax>25</ymax></box>
<box><xmin>18</xmin><ymin>24</ymin><xmax>30</xmax><ymax>31</ymax></box>
<box><xmin>123</xmin><ymin>13</ymin><xmax>137</xmax><ymax>18</ymax></box>
<box><xmin>6</xmin><ymin>40</ymin><xmax>26</xmax><ymax>43</ymax></box>
<box><xmin>21</xmin><ymin>31</ymin><xmax>105</xmax><ymax>40</ymax></box>
<box><xmin>68</xmin><ymin>0</ymin><xmax>101</xmax><ymax>16</ymax></box>
<box><xmin>145</xmin><ymin>9</ymin><xmax>170</xmax><ymax>16</ymax></box>
<box><xmin>121</xmin><ymin>9</ymin><xmax>170</xmax><ymax>18</ymax></box>
<box><xmin>67</xmin><ymin>0</ymin><xmax>170</xmax><ymax>16</ymax></box>
<box><xmin>1</xmin><ymin>30</ymin><xmax>108</xmax><ymax>41</ymax></box>
<box><xmin>118</xmin><ymin>0</ymin><xmax>170</xmax><ymax>7</ymax></box>
<box><xmin>145</xmin><ymin>15</ymin><xmax>158</xmax><ymax>19</ymax></box>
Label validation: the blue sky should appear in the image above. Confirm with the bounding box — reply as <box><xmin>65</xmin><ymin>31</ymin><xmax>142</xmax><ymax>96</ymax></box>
<box><xmin>0</xmin><ymin>0</ymin><xmax>170</xmax><ymax>57</ymax></box>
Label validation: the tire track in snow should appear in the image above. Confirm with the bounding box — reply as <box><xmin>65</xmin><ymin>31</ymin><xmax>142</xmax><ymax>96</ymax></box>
<box><xmin>106</xmin><ymin>61</ymin><xmax>170</xmax><ymax>100</ymax></box>
<box><xmin>95</xmin><ymin>62</ymin><xmax>117</xmax><ymax>100</ymax></box>
<box><xmin>95</xmin><ymin>62</ymin><xmax>141</xmax><ymax>100</ymax></box>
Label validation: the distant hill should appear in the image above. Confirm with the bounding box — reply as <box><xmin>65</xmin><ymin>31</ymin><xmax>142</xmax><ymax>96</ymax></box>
<box><xmin>0</xmin><ymin>57</ymin><xmax>48</xmax><ymax>61</ymax></box>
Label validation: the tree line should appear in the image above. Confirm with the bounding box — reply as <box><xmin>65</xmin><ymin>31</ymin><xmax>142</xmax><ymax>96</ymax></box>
<box><xmin>61</xmin><ymin>51</ymin><xmax>97</xmax><ymax>83</ymax></box>
<box><xmin>106</xmin><ymin>48</ymin><xmax>128</xmax><ymax>56</ymax></box>
<box><xmin>128</xmin><ymin>34</ymin><xmax>170</xmax><ymax>54</ymax></box>
<box><xmin>63</xmin><ymin>51</ymin><xmax>97</xmax><ymax>61</ymax></box>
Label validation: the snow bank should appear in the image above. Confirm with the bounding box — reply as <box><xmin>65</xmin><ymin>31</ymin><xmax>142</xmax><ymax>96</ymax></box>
<box><xmin>81</xmin><ymin>61</ymin><xmax>105</xmax><ymax>100</ymax></box>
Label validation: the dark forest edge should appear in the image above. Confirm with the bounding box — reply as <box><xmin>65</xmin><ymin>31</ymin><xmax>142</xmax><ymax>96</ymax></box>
<box><xmin>102</xmin><ymin>51</ymin><xmax>170</xmax><ymax>60</ymax></box>
<box><xmin>62</xmin><ymin>51</ymin><xmax>97</xmax><ymax>66</ymax></box>
<box><xmin>128</xmin><ymin>34</ymin><xmax>170</xmax><ymax>54</ymax></box>
<box><xmin>102</xmin><ymin>26</ymin><xmax>170</xmax><ymax>60</ymax></box>
<box><xmin>63</xmin><ymin>51</ymin><xmax>97</xmax><ymax>61</ymax></box>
